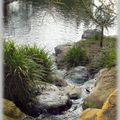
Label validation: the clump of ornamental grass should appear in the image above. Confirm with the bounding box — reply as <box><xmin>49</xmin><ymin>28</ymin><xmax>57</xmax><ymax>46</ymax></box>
<box><xmin>91</xmin><ymin>47</ymin><xmax>116</xmax><ymax>72</ymax></box>
<box><xmin>64</xmin><ymin>46</ymin><xmax>88</xmax><ymax>68</ymax></box>
<box><xmin>19</xmin><ymin>45</ymin><xmax>53</xmax><ymax>82</ymax></box>
<box><xmin>4</xmin><ymin>40</ymin><xmax>53</xmax><ymax>103</ymax></box>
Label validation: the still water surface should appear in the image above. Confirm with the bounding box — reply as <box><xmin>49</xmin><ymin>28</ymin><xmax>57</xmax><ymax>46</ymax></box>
<box><xmin>4</xmin><ymin>0</ymin><xmax>116</xmax><ymax>53</ymax></box>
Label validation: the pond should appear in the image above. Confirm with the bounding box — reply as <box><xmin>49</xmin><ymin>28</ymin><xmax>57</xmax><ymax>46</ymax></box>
<box><xmin>3</xmin><ymin>1</ymin><xmax>117</xmax><ymax>120</ymax></box>
<box><xmin>3</xmin><ymin>0</ymin><xmax>116</xmax><ymax>53</ymax></box>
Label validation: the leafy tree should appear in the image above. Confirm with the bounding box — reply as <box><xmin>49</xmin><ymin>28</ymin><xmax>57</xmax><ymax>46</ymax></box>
<box><xmin>81</xmin><ymin>0</ymin><xmax>116</xmax><ymax>47</ymax></box>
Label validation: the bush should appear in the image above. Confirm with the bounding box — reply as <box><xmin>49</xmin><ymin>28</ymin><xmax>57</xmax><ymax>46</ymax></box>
<box><xmin>92</xmin><ymin>47</ymin><xmax>116</xmax><ymax>72</ymax></box>
<box><xmin>103</xmin><ymin>36</ymin><xmax>116</xmax><ymax>48</ymax></box>
<box><xmin>88</xmin><ymin>31</ymin><xmax>101</xmax><ymax>41</ymax></box>
<box><xmin>64</xmin><ymin>46</ymin><xmax>88</xmax><ymax>67</ymax></box>
<box><xmin>19</xmin><ymin>45</ymin><xmax>53</xmax><ymax>82</ymax></box>
<box><xmin>4</xmin><ymin>40</ymin><xmax>53</xmax><ymax>103</ymax></box>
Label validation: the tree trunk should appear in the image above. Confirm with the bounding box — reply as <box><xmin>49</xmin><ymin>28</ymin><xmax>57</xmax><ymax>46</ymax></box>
<box><xmin>100</xmin><ymin>26</ymin><xmax>104</xmax><ymax>47</ymax></box>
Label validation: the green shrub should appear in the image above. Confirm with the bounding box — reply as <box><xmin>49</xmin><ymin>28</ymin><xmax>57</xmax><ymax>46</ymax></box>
<box><xmin>88</xmin><ymin>31</ymin><xmax>101</xmax><ymax>41</ymax></box>
<box><xmin>103</xmin><ymin>36</ymin><xmax>116</xmax><ymax>48</ymax></box>
<box><xmin>4</xmin><ymin>40</ymin><xmax>53</xmax><ymax>102</ymax></box>
<box><xmin>64</xmin><ymin>46</ymin><xmax>88</xmax><ymax>67</ymax></box>
<box><xmin>19</xmin><ymin>45</ymin><xmax>53</xmax><ymax>81</ymax></box>
<box><xmin>92</xmin><ymin>47</ymin><xmax>116</xmax><ymax>72</ymax></box>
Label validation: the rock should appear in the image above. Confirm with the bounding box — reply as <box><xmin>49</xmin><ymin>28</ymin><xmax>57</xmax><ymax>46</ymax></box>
<box><xmin>82</xmin><ymin>67</ymin><xmax>116</xmax><ymax>109</ymax></box>
<box><xmin>52</xmin><ymin>74</ymin><xmax>68</xmax><ymax>87</ymax></box>
<box><xmin>3</xmin><ymin>99</ymin><xmax>22</xmax><ymax>120</ymax></box>
<box><xmin>55</xmin><ymin>44</ymin><xmax>73</xmax><ymax>69</ymax></box>
<box><xmin>94</xmin><ymin>68</ymin><xmax>108</xmax><ymax>86</ymax></box>
<box><xmin>79</xmin><ymin>90</ymin><xmax>117</xmax><ymax>120</ymax></box>
<box><xmin>79</xmin><ymin>108</ymin><xmax>100</xmax><ymax>120</ymax></box>
<box><xmin>63</xmin><ymin>85</ymin><xmax>81</xmax><ymax>99</ymax></box>
<box><xmin>22</xmin><ymin>82</ymin><xmax>72</xmax><ymax>117</ymax></box>
<box><xmin>55</xmin><ymin>44</ymin><xmax>73</xmax><ymax>55</ymax></box>
<box><xmin>81</xmin><ymin>78</ymin><xmax>97</xmax><ymax>98</ymax></box>
<box><xmin>4</xmin><ymin>81</ymin><xmax>72</xmax><ymax>117</ymax></box>
<box><xmin>81</xmin><ymin>29</ymin><xmax>101</xmax><ymax>39</ymax></box>
<box><xmin>96</xmin><ymin>90</ymin><xmax>117</xmax><ymax>120</ymax></box>
<box><xmin>65</xmin><ymin>66</ymin><xmax>89</xmax><ymax>84</ymax></box>
<box><xmin>35</xmin><ymin>90</ymin><xmax>72</xmax><ymax>114</ymax></box>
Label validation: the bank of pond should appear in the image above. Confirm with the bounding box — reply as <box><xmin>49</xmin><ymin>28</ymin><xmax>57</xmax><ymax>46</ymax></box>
<box><xmin>4</xmin><ymin>35</ymin><xmax>117</xmax><ymax>120</ymax></box>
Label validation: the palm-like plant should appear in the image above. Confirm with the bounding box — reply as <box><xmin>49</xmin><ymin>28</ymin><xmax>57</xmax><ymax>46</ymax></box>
<box><xmin>81</xmin><ymin>0</ymin><xmax>116</xmax><ymax>47</ymax></box>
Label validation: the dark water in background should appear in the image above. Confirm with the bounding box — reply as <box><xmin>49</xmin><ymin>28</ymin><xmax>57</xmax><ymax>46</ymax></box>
<box><xmin>3</xmin><ymin>0</ymin><xmax>116</xmax><ymax>53</ymax></box>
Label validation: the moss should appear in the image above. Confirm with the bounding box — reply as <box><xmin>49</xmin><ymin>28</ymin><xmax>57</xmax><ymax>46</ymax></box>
<box><xmin>3</xmin><ymin>99</ymin><xmax>22</xmax><ymax>120</ymax></box>
<box><xmin>82</xmin><ymin>101</ymin><xmax>101</xmax><ymax>110</ymax></box>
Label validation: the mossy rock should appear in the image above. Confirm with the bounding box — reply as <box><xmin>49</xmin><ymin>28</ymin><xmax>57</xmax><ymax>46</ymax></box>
<box><xmin>83</xmin><ymin>67</ymin><xmax>116</xmax><ymax>110</ymax></box>
<box><xmin>82</xmin><ymin>101</ymin><xmax>101</xmax><ymax>110</ymax></box>
<box><xmin>79</xmin><ymin>108</ymin><xmax>100</xmax><ymax>120</ymax></box>
<box><xmin>3</xmin><ymin>99</ymin><xmax>22</xmax><ymax>120</ymax></box>
<box><xmin>79</xmin><ymin>90</ymin><xmax>117</xmax><ymax>120</ymax></box>
<box><xmin>96</xmin><ymin>90</ymin><xmax>117</xmax><ymax>120</ymax></box>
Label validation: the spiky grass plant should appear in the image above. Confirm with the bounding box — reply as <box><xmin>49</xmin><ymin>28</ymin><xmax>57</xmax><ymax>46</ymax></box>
<box><xmin>4</xmin><ymin>40</ymin><xmax>53</xmax><ymax>104</ymax></box>
<box><xmin>92</xmin><ymin>47</ymin><xmax>116</xmax><ymax>72</ymax></box>
<box><xmin>64</xmin><ymin>46</ymin><xmax>88</xmax><ymax>68</ymax></box>
<box><xmin>19</xmin><ymin>45</ymin><xmax>53</xmax><ymax>82</ymax></box>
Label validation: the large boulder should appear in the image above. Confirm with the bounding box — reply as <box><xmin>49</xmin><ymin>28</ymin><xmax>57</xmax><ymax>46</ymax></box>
<box><xmin>55</xmin><ymin>44</ymin><xmax>73</xmax><ymax>55</ymax></box>
<box><xmin>4</xmin><ymin>81</ymin><xmax>72</xmax><ymax>117</ymax></box>
<box><xmin>82</xmin><ymin>67</ymin><xmax>116</xmax><ymax>109</ymax></box>
<box><xmin>55</xmin><ymin>44</ymin><xmax>73</xmax><ymax>69</ymax></box>
<box><xmin>33</xmin><ymin>86</ymin><xmax>72</xmax><ymax>115</ymax></box>
<box><xmin>22</xmin><ymin>82</ymin><xmax>72</xmax><ymax>117</ymax></box>
<box><xmin>96</xmin><ymin>90</ymin><xmax>117</xmax><ymax>120</ymax></box>
<box><xmin>79</xmin><ymin>108</ymin><xmax>100</xmax><ymax>120</ymax></box>
<box><xmin>81</xmin><ymin>29</ymin><xmax>101</xmax><ymax>39</ymax></box>
<box><xmin>79</xmin><ymin>90</ymin><xmax>117</xmax><ymax>120</ymax></box>
<box><xmin>65</xmin><ymin>66</ymin><xmax>90</xmax><ymax>84</ymax></box>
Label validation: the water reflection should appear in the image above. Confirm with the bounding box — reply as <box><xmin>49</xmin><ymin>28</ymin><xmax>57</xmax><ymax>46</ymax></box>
<box><xmin>3</xmin><ymin>0</ymin><xmax>116</xmax><ymax>53</ymax></box>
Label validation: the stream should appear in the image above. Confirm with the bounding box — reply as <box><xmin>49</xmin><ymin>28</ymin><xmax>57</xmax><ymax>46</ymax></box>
<box><xmin>22</xmin><ymin>67</ymin><xmax>97</xmax><ymax>120</ymax></box>
<box><xmin>3</xmin><ymin>0</ymin><xmax>116</xmax><ymax>120</ymax></box>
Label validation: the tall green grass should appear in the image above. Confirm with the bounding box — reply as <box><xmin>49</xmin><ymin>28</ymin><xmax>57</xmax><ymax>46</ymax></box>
<box><xmin>92</xmin><ymin>47</ymin><xmax>116</xmax><ymax>72</ymax></box>
<box><xmin>64</xmin><ymin>46</ymin><xmax>88</xmax><ymax>68</ymax></box>
<box><xmin>19</xmin><ymin>45</ymin><xmax>53</xmax><ymax>82</ymax></box>
<box><xmin>64</xmin><ymin>36</ymin><xmax>116</xmax><ymax>72</ymax></box>
<box><xmin>4</xmin><ymin>40</ymin><xmax>53</xmax><ymax>103</ymax></box>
